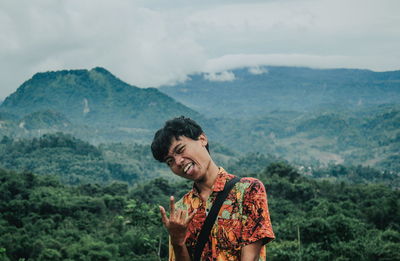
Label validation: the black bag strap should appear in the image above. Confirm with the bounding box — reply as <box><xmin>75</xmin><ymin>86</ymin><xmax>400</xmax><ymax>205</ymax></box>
<box><xmin>193</xmin><ymin>176</ymin><xmax>241</xmax><ymax>261</ymax></box>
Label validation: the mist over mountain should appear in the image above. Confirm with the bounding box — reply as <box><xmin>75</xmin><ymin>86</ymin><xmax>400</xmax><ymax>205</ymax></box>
<box><xmin>160</xmin><ymin>66</ymin><xmax>400</xmax><ymax>118</ymax></box>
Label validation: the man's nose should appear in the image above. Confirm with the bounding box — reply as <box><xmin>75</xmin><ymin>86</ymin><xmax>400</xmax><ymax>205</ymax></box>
<box><xmin>175</xmin><ymin>155</ymin><xmax>184</xmax><ymax>166</ymax></box>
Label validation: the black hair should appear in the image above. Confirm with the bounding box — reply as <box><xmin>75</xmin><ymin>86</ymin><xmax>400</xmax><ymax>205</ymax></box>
<box><xmin>151</xmin><ymin>116</ymin><xmax>209</xmax><ymax>162</ymax></box>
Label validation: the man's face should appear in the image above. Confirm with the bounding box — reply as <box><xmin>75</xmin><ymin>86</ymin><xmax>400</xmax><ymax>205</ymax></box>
<box><xmin>164</xmin><ymin>134</ymin><xmax>211</xmax><ymax>181</ymax></box>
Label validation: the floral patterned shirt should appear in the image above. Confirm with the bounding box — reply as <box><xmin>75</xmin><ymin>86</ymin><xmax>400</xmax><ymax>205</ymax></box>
<box><xmin>169</xmin><ymin>167</ymin><xmax>275</xmax><ymax>261</ymax></box>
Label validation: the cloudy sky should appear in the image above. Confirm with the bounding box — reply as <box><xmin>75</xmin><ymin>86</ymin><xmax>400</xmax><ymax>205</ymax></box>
<box><xmin>1</xmin><ymin>0</ymin><xmax>399</xmax><ymax>100</ymax></box>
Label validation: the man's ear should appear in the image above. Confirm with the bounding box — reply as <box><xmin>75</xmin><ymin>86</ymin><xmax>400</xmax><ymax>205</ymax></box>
<box><xmin>198</xmin><ymin>133</ymin><xmax>208</xmax><ymax>147</ymax></box>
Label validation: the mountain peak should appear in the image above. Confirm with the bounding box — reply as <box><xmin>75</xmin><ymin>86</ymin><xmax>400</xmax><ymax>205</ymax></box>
<box><xmin>91</xmin><ymin>67</ymin><xmax>112</xmax><ymax>74</ymax></box>
<box><xmin>29</xmin><ymin>67</ymin><xmax>116</xmax><ymax>82</ymax></box>
<box><xmin>0</xmin><ymin>67</ymin><xmax>201</xmax><ymax>130</ymax></box>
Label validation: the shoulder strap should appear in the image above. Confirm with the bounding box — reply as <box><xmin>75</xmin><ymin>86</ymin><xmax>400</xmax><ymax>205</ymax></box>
<box><xmin>193</xmin><ymin>176</ymin><xmax>241</xmax><ymax>261</ymax></box>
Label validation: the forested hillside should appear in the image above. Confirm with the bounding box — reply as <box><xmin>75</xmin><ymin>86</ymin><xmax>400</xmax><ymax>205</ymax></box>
<box><xmin>1</xmin><ymin>162</ymin><xmax>399</xmax><ymax>261</ymax></box>
<box><xmin>0</xmin><ymin>133</ymin><xmax>170</xmax><ymax>185</ymax></box>
<box><xmin>210</xmin><ymin>104</ymin><xmax>400</xmax><ymax>171</ymax></box>
<box><xmin>0</xmin><ymin>67</ymin><xmax>202</xmax><ymax>143</ymax></box>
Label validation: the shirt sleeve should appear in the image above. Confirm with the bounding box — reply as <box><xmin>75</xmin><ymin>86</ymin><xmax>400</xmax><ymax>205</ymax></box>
<box><xmin>240</xmin><ymin>178</ymin><xmax>275</xmax><ymax>246</ymax></box>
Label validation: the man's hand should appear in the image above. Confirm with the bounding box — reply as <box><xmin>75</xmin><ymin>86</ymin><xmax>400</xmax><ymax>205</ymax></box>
<box><xmin>159</xmin><ymin>196</ymin><xmax>196</xmax><ymax>247</ymax></box>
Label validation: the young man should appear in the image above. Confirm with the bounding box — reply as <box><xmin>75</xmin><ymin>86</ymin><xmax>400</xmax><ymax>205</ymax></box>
<box><xmin>151</xmin><ymin>116</ymin><xmax>275</xmax><ymax>261</ymax></box>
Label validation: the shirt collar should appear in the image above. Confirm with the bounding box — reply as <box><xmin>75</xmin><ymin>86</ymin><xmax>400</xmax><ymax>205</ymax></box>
<box><xmin>192</xmin><ymin>167</ymin><xmax>234</xmax><ymax>196</ymax></box>
<box><xmin>212</xmin><ymin>167</ymin><xmax>231</xmax><ymax>192</ymax></box>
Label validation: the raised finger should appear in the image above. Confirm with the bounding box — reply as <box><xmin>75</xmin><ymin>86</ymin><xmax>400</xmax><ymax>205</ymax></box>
<box><xmin>169</xmin><ymin>196</ymin><xmax>175</xmax><ymax>217</ymax></box>
<box><xmin>159</xmin><ymin>206</ymin><xmax>169</xmax><ymax>226</ymax></box>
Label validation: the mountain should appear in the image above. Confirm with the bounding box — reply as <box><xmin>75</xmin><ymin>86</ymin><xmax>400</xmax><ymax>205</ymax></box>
<box><xmin>160</xmin><ymin>66</ymin><xmax>400</xmax><ymax>118</ymax></box>
<box><xmin>0</xmin><ymin>67</ymin><xmax>202</xmax><ymax>142</ymax></box>
<box><xmin>1</xmin><ymin>66</ymin><xmax>398</xmax><ymax>171</ymax></box>
<box><xmin>0</xmin><ymin>67</ymin><xmax>200</xmax><ymax>128</ymax></box>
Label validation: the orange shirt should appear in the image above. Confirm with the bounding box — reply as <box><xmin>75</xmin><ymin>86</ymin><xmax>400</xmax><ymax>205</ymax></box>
<box><xmin>170</xmin><ymin>168</ymin><xmax>275</xmax><ymax>260</ymax></box>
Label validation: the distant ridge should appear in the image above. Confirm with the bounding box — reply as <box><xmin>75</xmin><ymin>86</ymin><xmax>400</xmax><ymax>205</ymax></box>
<box><xmin>160</xmin><ymin>66</ymin><xmax>400</xmax><ymax>117</ymax></box>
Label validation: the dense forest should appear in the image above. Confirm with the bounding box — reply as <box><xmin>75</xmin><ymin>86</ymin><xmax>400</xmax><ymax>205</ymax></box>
<box><xmin>1</xmin><ymin>133</ymin><xmax>398</xmax><ymax>187</ymax></box>
<box><xmin>1</xmin><ymin>133</ymin><xmax>399</xmax><ymax>260</ymax></box>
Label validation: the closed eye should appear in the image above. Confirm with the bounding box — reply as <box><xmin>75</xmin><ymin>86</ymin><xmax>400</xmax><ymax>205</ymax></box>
<box><xmin>176</xmin><ymin>145</ymin><xmax>185</xmax><ymax>154</ymax></box>
<box><xmin>165</xmin><ymin>158</ymin><xmax>173</xmax><ymax>166</ymax></box>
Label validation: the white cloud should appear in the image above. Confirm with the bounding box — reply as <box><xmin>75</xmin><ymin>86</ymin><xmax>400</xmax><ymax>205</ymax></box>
<box><xmin>204</xmin><ymin>71</ymin><xmax>236</xmax><ymax>82</ymax></box>
<box><xmin>248</xmin><ymin>66</ymin><xmax>268</xmax><ymax>75</ymax></box>
<box><xmin>0</xmin><ymin>0</ymin><xmax>399</xmax><ymax>99</ymax></box>
<box><xmin>204</xmin><ymin>53</ymin><xmax>400</xmax><ymax>72</ymax></box>
<box><xmin>0</xmin><ymin>0</ymin><xmax>208</xmax><ymax>97</ymax></box>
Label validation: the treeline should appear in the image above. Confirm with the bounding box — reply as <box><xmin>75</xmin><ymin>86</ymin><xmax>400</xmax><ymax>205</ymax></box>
<box><xmin>1</xmin><ymin>161</ymin><xmax>399</xmax><ymax>260</ymax></box>
<box><xmin>227</xmin><ymin>152</ymin><xmax>400</xmax><ymax>189</ymax></box>
<box><xmin>1</xmin><ymin>133</ymin><xmax>399</xmax><ymax>189</ymax></box>
<box><xmin>311</xmin><ymin>164</ymin><xmax>400</xmax><ymax>188</ymax></box>
<box><xmin>0</xmin><ymin>133</ymin><xmax>168</xmax><ymax>185</ymax></box>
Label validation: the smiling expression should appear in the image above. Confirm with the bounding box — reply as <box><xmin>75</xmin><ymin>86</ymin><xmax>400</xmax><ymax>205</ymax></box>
<box><xmin>164</xmin><ymin>134</ymin><xmax>211</xmax><ymax>181</ymax></box>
